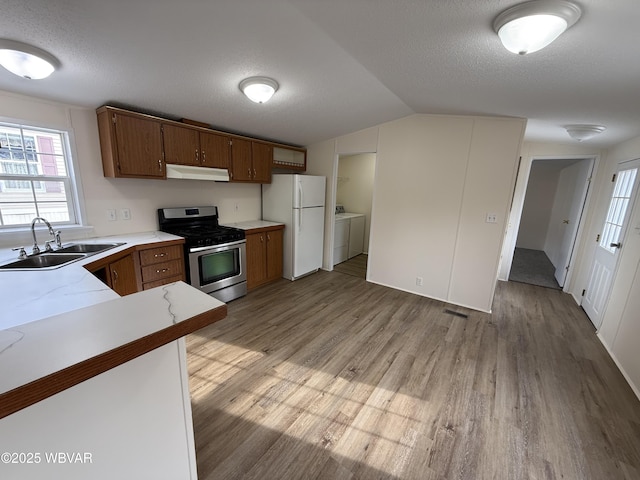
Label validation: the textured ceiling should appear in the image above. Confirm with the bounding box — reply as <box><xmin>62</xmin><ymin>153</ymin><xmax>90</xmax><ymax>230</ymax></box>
<box><xmin>1</xmin><ymin>0</ymin><xmax>638</xmax><ymax>148</ymax></box>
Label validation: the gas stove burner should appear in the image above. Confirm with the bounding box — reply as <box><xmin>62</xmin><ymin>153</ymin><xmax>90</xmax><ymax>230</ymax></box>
<box><xmin>157</xmin><ymin>206</ymin><xmax>245</xmax><ymax>248</ymax></box>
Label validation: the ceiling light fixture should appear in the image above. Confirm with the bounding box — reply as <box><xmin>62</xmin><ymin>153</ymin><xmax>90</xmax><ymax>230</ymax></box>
<box><xmin>0</xmin><ymin>39</ymin><xmax>59</xmax><ymax>79</ymax></box>
<box><xmin>239</xmin><ymin>76</ymin><xmax>279</xmax><ymax>103</ymax></box>
<box><xmin>493</xmin><ymin>0</ymin><xmax>582</xmax><ymax>55</ymax></box>
<box><xmin>564</xmin><ymin>124</ymin><xmax>606</xmax><ymax>142</ymax></box>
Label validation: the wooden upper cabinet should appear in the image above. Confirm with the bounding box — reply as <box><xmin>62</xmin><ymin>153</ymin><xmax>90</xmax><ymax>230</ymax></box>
<box><xmin>252</xmin><ymin>142</ymin><xmax>272</xmax><ymax>183</ymax></box>
<box><xmin>229</xmin><ymin>138</ymin><xmax>272</xmax><ymax>183</ymax></box>
<box><xmin>200</xmin><ymin>131</ymin><xmax>230</xmax><ymax>169</ymax></box>
<box><xmin>230</xmin><ymin>137</ymin><xmax>253</xmax><ymax>181</ymax></box>
<box><xmin>97</xmin><ymin>107</ymin><xmax>165</xmax><ymax>179</ymax></box>
<box><xmin>162</xmin><ymin>124</ymin><xmax>199</xmax><ymax>166</ymax></box>
<box><xmin>97</xmin><ymin>105</ymin><xmax>304</xmax><ymax>181</ymax></box>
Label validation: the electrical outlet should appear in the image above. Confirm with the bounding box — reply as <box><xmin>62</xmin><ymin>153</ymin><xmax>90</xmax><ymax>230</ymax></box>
<box><xmin>486</xmin><ymin>213</ymin><xmax>498</xmax><ymax>223</ymax></box>
<box><xmin>416</xmin><ymin>276</ymin><xmax>423</xmax><ymax>286</ymax></box>
<box><xmin>107</xmin><ymin>209</ymin><xmax>117</xmax><ymax>221</ymax></box>
<box><xmin>120</xmin><ymin>208</ymin><xmax>131</xmax><ymax>220</ymax></box>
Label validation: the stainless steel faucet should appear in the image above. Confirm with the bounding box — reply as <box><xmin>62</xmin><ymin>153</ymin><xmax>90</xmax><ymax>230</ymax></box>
<box><xmin>30</xmin><ymin>217</ymin><xmax>55</xmax><ymax>254</ymax></box>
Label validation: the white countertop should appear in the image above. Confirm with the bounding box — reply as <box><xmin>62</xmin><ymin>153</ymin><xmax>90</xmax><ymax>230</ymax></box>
<box><xmin>0</xmin><ymin>281</ymin><xmax>223</xmax><ymax>397</ymax></box>
<box><xmin>335</xmin><ymin>212</ymin><xmax>365</xmax><ymax>220</ymax></box>
<box><xmin>0</xmin><ymin>231</ymin><xmax>183</xmax><ymax>330</ymax></box>
<box><xmin>224</xmin><ymin>220</ymin><xmax>285</xmax><ymax>230</ymax></box>
<box><xmin>0</xmin><ymin>231</ymin><xmax>227</xmax><ymax>417</ymax></box>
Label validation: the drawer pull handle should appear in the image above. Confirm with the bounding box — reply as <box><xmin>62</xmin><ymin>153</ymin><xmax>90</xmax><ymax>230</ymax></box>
<box><xmin>154</xmin><ymin>253</ymin><xmax>167</xmax><ymax>258</ymax></box>
<box><xmin>156</xmin><ymin>268</ymin><xmax>170</xmax><ymax>274</ymax></box>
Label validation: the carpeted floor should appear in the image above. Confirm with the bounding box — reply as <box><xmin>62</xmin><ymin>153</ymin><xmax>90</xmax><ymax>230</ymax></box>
<box><xmin>509</xmin><ymin>248</ymin><xmax>561</xmax><ymax>290</ymax></box>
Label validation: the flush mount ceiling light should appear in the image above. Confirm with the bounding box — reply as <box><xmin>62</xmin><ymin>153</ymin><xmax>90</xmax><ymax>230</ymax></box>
<box><xmin>239</xmin><ymin>76</ymin><xmax>279</xmax><ymax>103</ymax></box>
<box><xmin>0</xmin><ymin>39</ymin><xmax>60</xmax><ymax>79</ymax></box>
<box><xmin>564</xmin><ymin>124</ymin><xmax>606</xmax><ymax>141</ymax></box>
<box><xmin>493</xmin><ymin>0</ymin><xmax>582</xmax><ymax>55</ymax></box>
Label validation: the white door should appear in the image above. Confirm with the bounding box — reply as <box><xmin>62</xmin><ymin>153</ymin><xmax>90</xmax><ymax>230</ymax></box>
<box><xmin>553</xmin><ymin>160</ymin><xmax>593</xmax><ymax>286</ymax></box>
<box><xmin>294</xmin><ymin>175</ymin><xmax>326</xmax><ymax>208</ymax></box>
<box><xmin>582</xmin><ymin>159</ymin><xmax>640</xmax><ymax>328</ymax></box>
<box><xmin>293</xmin><ymin>206</ymin><xmax>325</xmax><ymax>278</ymax></box>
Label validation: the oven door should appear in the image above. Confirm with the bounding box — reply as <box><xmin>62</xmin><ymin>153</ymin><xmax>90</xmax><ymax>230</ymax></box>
<box><xmin>188</xmin><ymin>240</ymin><xmax>246</xmax><ymax>299</ymax></box>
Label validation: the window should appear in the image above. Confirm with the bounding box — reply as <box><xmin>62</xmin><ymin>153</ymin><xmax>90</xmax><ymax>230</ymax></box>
<box><xmin>601</xmin><ymin>167</ymin><xmax>638</xmax><ymax>254</ymax></box>
<box><xmin>0</xmin><ymin>122</ymin><xmax>78</xmax><ymax>227</ymax></box>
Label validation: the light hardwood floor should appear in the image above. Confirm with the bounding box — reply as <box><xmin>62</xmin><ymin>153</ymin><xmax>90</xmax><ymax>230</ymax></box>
<box><xmin>186</xmin><ymin>270</ymin><xmax>640</xmax><ymax>480</ymax></box>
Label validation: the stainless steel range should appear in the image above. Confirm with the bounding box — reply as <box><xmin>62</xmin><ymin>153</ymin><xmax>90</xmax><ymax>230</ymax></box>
<box><xmin>158</xmin><ymin>206</ymin><xmax>246</xmax><ymax>302</ymax></box>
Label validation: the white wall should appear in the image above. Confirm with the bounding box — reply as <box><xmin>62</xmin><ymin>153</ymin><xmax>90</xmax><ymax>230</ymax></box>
<box><xmin>516</xmin><ymin>163</ymin><xmax>561</xmax><ymax>250</ymax></box>
<box><xmin>336</xmin><ymin>153</ymin><xmax>375</xmax><ymax>252</ymax></box>
<box><xmin>0</xmin><ymin>90</ymin><xmax>261</xmax><ymax>248</ymax></box>
<box><xmin>308</xmin><ymin>114</ymin><xmax>526</xmax><ymax>312</ymax></box>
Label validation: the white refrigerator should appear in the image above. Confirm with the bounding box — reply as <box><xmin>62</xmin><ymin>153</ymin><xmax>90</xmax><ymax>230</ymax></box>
<box><xmin>262</xmin><ymin>174</ymin><xmax>326</xmax><ymax>280</ymax></box>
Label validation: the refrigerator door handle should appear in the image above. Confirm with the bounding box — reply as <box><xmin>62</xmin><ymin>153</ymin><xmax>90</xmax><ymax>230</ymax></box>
<box><xmin>298</xmin><ymin>180</ymin><xmax>303</xmax><ymax>208</ymax></box>
<box><xmin>298</xmin><ymin>208</ymin><xmax>302</xmax><ymax>232</ymax></box>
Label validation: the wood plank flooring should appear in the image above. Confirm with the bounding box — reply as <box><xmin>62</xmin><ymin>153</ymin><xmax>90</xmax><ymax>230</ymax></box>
<box><xmin>333</xmin><ymin>254</ymin><xmax>368</xmax><ymax>279</ymax></box>
<box><xmin>186</xmin><ymin>271</ymin><xmax>640</xmax><ymax>480</ymax></box>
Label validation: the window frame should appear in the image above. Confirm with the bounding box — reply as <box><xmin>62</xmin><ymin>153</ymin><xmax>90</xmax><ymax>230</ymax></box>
<box><xmin>0</xmin><ymin>121</ymin><xmax>82</xmax><ymax>230</ymax></box>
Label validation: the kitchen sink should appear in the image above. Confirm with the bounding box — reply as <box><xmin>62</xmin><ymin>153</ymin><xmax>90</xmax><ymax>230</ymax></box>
<box><xmin>0</xmin><ymin>242</ymin><xmax>126</xmax><ymax>271</ymax></box>
<box><xmin>0</xmin><ymin>253</ymin><xmax>87</xmax><ymax>270</ymax></box>
<box><xmin>53</xmin><ymin>242</ymin><xmax>124</xmax><ymax>254</ymax></box>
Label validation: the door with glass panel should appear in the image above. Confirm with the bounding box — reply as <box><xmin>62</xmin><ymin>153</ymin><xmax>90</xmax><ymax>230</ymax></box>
<box><xmin>582</xmin><ymin>159</ymin><xmax>640</xmax><ymax>328</ymax></box>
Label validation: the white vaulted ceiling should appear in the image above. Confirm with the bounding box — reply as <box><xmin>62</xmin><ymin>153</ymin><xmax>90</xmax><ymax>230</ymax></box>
<box><xmin>1</xmin><ymin>0</ymin><xmax>638</xmax><ymax>148</ymax></box>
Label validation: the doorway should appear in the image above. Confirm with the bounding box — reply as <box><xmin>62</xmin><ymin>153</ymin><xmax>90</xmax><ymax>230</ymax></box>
<box><xmin>330</xmin><ymin>153</ymin><xmax>376</xmax><ymax>278</ymax></box>
<box><xmin>507</xmin><ymin>156</ymin><xmax>594</xmax><ymax>290</ymax></box>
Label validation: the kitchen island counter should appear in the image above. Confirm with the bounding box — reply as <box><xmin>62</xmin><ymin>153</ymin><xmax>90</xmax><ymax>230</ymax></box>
<box><xmin>0</xmin><ymin>231</ymin><xmax>225</xmax><ymax>480</ymax></box>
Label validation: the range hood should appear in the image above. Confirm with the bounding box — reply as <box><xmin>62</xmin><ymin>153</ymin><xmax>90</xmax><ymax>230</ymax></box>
<box><xmin>165</xmin><ymin>164</ymin><xmax>230</xmax><ymax>182</ymax></box>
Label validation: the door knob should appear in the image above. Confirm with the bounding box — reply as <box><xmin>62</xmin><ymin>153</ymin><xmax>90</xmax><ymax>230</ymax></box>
<box><xmin>610</xmin><ymin>242</ymin><xmax>622</xmax><ymax>248</ymax></box>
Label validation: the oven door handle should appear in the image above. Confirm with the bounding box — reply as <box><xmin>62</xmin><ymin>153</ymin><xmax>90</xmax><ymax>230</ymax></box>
<box><xmin>188</xmin><ymin>239</ymin><xmax>246</xmax><ymax>253</ymax></box>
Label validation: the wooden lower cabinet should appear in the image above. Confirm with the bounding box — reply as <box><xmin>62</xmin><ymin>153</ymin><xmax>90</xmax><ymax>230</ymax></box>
<box><xmin>138</xmin><ymin>243</ymin><xmax>186</xmax><ymax>291</ymax></box>
<box><xmin>108</xmin><ymin>253</ymin><xmax>139</xmax><ymax>296</ymax></box>
<box><xmin>246</xmin><ymin>225</ymin><xmax>284</xmax><ymax>290</ymax></box>
<box><xmin>85</xmin><ymin>240</ymin><xmax>185</xmax><ymax>296</ymax></box>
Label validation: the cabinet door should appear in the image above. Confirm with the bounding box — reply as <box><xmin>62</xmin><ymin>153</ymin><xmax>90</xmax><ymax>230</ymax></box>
<box><xmin>246</xmin><ymin>232</ymin><xmax>267</xmax><ymax>289</ymax></box>
<box><xmin>266</xmin><ymin>228</ymin><xmax>283</xmax><ymax>281</ymax></box>
<box><xmin>114</xmin><ymin>113</ymin><xmax>164</xmax><ymax>178</ymax></box>
<box><xmin>200</xmin><ymin>132</ymin><xmax>230</xmax><ymax>169</ymax></box>
<box><xmin>230</xmin><ymin>138</ymin><xmax>253</xmax><ymax>181</ymax></box>
<box><xmin>109</xmin><ymin>254</ymin><xmax>139</xmax><ymax>296</ymax></box>
<box><xmin>162</xmin><ymin>124</ymin><xmax>200</xmax><ymax>166</ymax></box>
<box><xmin>252</xmin><ymin>142</ymin><xmax>272</xmax><ymax>183</ymax></box>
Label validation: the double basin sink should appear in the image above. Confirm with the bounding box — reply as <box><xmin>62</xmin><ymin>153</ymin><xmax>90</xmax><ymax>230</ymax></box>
<box><xmin>0</xmin><ymin>243</ymin><xmax>125</xmax><ymax>271</ymax></box>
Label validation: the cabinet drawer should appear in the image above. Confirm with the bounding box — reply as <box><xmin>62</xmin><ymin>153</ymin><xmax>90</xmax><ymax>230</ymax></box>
<box><xmin>142</xmin><ymin>274</ymin><xmax>185</xmax><ymax>290</ymax></box>
<box><xmin>141</xmin><ymin>259</ymin><xmax>184</xmax><ymax>283</ymax></box>
<box><xmin>139</xmin><ymin>245</ymin><xmax>183</xmax><ymax>266</ymax></box>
